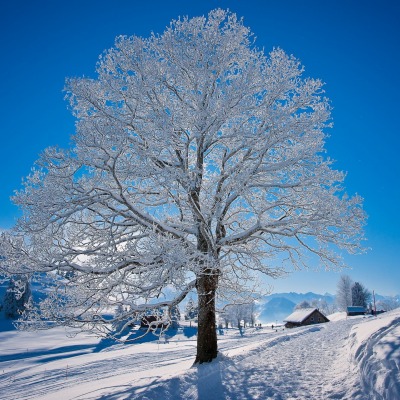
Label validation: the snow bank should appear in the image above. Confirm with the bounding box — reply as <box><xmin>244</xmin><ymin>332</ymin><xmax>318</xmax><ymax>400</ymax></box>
<box><xmin>327</xmin><ymin>311</ymin><xmax>347</xmax><ymax>321</ymax></box>
<box><xmin>348</xmin><ymin>309</ymin><xmax>400</xmax><ymax>399</ymax></box>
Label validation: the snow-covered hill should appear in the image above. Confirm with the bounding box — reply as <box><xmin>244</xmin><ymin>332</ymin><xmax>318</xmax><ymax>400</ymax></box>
<box><xmin>0</xmin><ymin>310</ymin><xmax>399</xmax><ymax>399</ymax></box>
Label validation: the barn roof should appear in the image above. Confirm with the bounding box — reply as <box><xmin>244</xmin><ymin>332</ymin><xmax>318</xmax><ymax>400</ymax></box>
<box><xmin>283</xmin><ymin>308</ymin><xmax>319</xmax><ymax>323</ymax></box>
<box><xmin>347</xmin><ymin>306</ymin><xmax>366</xmax><ymax>313</ymax></box>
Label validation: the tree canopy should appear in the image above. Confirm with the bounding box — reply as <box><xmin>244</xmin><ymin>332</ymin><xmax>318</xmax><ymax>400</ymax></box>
<box><xmin>351</xmin><ymin>282</ymin><xmax>371</xmax><ymax>308</ymax></box>
<box><xmin>336</xmin><ymin>274</ymin><xmax>354</xmax><ymax>311</ymax></box>
<box><xmin>0</xmin><ymin>9</ymin><xmax>365</xmax><ymax>363</ymax></box>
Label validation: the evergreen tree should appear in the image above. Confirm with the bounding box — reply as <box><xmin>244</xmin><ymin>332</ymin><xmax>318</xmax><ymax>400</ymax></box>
<box><xmin>170</xmin><ymin>305</ymin><xmax>181</xmax><ymax>328</ymax></box>
<box><xmin>2</xmin><ymin>277</ymin><xmax>31</xmax><ymax>319</ymax></box>
<box><xmin>112</xmin><ymin>304</ymin><xmax>132</xmax><ymax>333</ymax></box>
<box><xmin>351</xmin><ymin>282</ymin><xmax>371</xmax><ymax>308</ymax></box>
<box><xmin>184</xmin><ymin>298</ymin><xmax>198</xmax><ymax>326</ymax></box>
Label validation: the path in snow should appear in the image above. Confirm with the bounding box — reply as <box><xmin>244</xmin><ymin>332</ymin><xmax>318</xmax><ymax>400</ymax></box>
<box><xmin>134</xmin><ymin>319</ymin><xmax>361</xmax><ymax>400</ymax></box>
<box><xmin>225</xmin><ymin>323</ymin><xmax>354</xmax><ymax>399</ymax></box>
<box><xmin>139</xmin><ymin>315</ymin><xmax>399</xmax><ymax>400</ymax></box>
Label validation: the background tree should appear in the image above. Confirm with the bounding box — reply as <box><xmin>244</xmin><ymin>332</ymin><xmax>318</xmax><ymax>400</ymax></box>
<box><xmin>219</xmin><ymin>308</ymin><xmax>231</xmax><ymax>329</ymax></box>
<box><xmin>294</xmin><ymin>300</ymin><xmax>312</xmax><ymax>310</ymax></box>
<box><xmin>247</xmin><ymin>301</ymin><xmax>258</xmax><ymax>327</ymax></box>
<box><xmin>310</xmin><ymin>298</ymin><xmax>336</xmax><ymax>315</ymax></box>
<box><xmin>184</xmin><ymin>297</ymin><xmax>198</xmax><ymax>327</ymax></box>
<box><xmin>0</xmin><ymin>9</ymin><xmax>365</xmax><ymax>363</ymax></box>
<box><xmin>2</xmin><ymin>277</ymin><xmax>31</xmax><ymax>319</ymax></box>
<box><xmin>169</xmin><ymin>305</ymin><xmax>181</xmax><ymax>328</ymax></box>
<box><xmin>229</xmin><ymin>304</ymin><xmax>247</xmax><ymax>328</ymax></box>
<box><xmin>336</xmin><ymin>275</ymin><xmax>354</xmax><ymax>311</ymax></box>
<box><xmin>220</xmin><ymin>301</ymin><xmax>259</xmax><ymax>328</ymax></box>
<box><xmin>352</xmin><ymin>282</ymin><xmax>371</xmax><ymax>308</ymax></box>
<box><xmin>376</xmin><ymin>296</ymin><xmax>399</xmax><ymax>311</ymax></box>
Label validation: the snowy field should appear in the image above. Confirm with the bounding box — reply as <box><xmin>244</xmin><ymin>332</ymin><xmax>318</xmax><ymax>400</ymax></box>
<box><xmin>0</xmin><ymin>310</ymin><xmax>399</xmax><ymax>400</ymax></box>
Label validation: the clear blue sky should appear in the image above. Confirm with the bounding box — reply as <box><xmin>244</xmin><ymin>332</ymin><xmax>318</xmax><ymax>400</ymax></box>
<box><xmin>1</xmin><ymin>0</ymin><xmax>399</xmax><ymax>296</ymax></box>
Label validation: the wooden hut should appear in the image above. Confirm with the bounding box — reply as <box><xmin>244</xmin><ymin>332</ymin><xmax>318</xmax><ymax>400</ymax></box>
<box><xmin>346</xmin><ymin>306</ymin><xmax>366</xmax><ymax>316</ymax></box>
<box><xmin>284</xmin><ymin>308</ymin><xmax>329</xmax><ymax>329</ymax></box>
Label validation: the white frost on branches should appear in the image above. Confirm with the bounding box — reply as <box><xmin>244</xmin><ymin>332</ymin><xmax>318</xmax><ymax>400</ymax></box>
<box><xmin>0</xmin><ymin>9</ymin><xmax>365</xmax><ymax>345</ymax></box>
<box><xmin>336</xmin><ymin>274</ymin><xmax>354</xmax><ymax>311</ymax></box>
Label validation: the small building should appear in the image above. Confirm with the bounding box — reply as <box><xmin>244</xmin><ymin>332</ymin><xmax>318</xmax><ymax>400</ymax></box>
<box><xmin>284</xmin><ymin>308</ymin><xmax>329</xmax><ymax>329</ymax></box>
<box><xmin>347</xmin><ymin>306</ymin><xmax>366</xmax><ymax>316</ymax></box>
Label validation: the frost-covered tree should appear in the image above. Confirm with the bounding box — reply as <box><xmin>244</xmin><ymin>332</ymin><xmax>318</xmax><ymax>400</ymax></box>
<box><xmin>294</xmin><ymin>298</ymin><xmax>335</xmax><ymax>315</ymax></box>
<box><xmin>218</xmin><ymin>305</ymin><xmax>236</xmax><ymax>328</ymax></box>
<box><xmin>351</xmin><ymin>282</ymin><xmax>371</xmax><ymax>308</ymax></box>
<box><xmin>376</xmin><ymin>296</ymin><xmax>399</xmax><ymax>311</ymax></box>
<box><xmin>294</xmin><ymin>300</ymin><xmax>312</xmax><ymax>310</ymax></box>
<box><xmin>221</xmin><ymin>301</ymin><xmax>258</xmax><ymax>328</ymax></box>
<box><xmin>229</xmin><ymin>304</ymin><xmax>247</xmax><ymax>328</ymax></box>
<box><xmin>219</xmin><ymin>308</ymin><xmax>231</xmax><ymax>329</ymax></box>
<box><xmin>169</xmin><ymin>304</ymin><xmax>181</xmax><ymax>328</ymax></box>
<box><xmin>2</xmin><ymin>277</ymin><xmax>31</xmax><ymax>319</ymax></box>
<box><xmin>247</xmin><ymin>301</ymin><xmax>258</xmax><ymax>327</ymax></box>
<box><xmin>310</xmin><ymin>298</ymin><xmax>336</xmax><ymax>315</ymax></box>
<box><xmin>0</xmin><ymin>9</ymin><xmax>365</xmax><ymax>363</ymax></box>
<box><xmin>336</xmin><ymin>274</ymin><xmax>353</xmax><ymax>311</ymax></box>
<box><xmin>184</xmin><ymin>297</ymin><xmax>198</xmax><ymax>326</ymax></box>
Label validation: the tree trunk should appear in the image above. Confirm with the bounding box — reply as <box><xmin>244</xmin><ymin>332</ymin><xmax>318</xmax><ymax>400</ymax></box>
<box><xmin>194</xmin><ymin>272</ymin><xmax>218</xmax><ymax>363</ymax></box>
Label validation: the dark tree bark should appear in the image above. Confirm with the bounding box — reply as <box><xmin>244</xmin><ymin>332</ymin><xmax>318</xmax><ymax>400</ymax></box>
<box><xmin>194</xmin><ymin>271</ymin><xmax>219</xmax><ymax>363</ymax></box>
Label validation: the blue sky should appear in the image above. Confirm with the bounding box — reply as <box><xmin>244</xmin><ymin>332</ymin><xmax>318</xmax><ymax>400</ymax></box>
<box><xmin>1</xmin><ymin>0</ymin><xmax>399</xmax><ymax>296</ymax></box>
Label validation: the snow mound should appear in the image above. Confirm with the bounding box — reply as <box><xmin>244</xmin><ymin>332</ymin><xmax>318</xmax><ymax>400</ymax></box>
<box><xmin>348</xmin><ymin>309</ymin><xmax>400</xmax><ymax>399</ymax></box>
<box><xmin>327</xmin><ymin>311</ymin><xmax>347</xmax><ymax>321</ymax></box>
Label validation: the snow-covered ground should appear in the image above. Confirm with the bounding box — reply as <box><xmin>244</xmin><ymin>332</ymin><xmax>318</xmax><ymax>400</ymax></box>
<box><xmin>0</xmin><ymin>309</ymin><xmax>399</xmax><ymax>399</ymax></box>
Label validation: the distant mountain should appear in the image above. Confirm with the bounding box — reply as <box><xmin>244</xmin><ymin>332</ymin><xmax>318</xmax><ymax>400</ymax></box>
<box><xmin>257</xmin><ymin>291</ymin><xmax>400</xmax><ymax>323</ymax></box>
<box><xmin>258</xmin><ymin>297</ymin><xmax>296</xmax><ymax>324</ymax></box>
<box><xmin>372</xmin><ymin>293</ymin><xmax>399</xmax><ymax>302</ymax></box>
<box><xmin>263</xmin><ymin>292</ymin><xmax>335</xmax><ymax>305</ymax></box>
<box><xmin>258</xmin><ymin>292</ymin><xmax>335</xmax><ymax>324</ymax></box>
